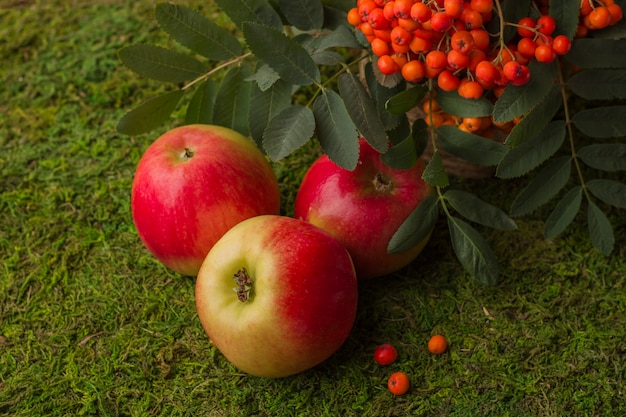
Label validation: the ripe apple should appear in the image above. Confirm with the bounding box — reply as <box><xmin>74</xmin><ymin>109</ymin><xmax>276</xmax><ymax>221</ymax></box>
<box><xmin>195</xmin><ymin>215</ymin><xmax>358</xmax><ymax>378</ymax></box>
<box><xmin>131</xmin><ymin>124</ymin><xmax>280</xmax><ymax>276</ymax></box>
<box><xmin>294</xmin><ymin>138</ymin><xmax>433</xmax><ymax>279</ymax></box>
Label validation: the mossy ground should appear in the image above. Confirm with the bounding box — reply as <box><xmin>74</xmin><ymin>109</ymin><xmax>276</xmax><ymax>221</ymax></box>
<box><xmin>1</xmin><ymin>1</ymin><xmax>625</xmax><ymax>416</ymax></box>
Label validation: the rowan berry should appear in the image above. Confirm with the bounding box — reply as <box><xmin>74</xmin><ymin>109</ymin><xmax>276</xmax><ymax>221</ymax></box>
<box><xmin>377</xmin><ymin>54</ymin><xmax>399</xmax><ymax>75</ymax></box>
<box><xmin>370</xmin><ymin>37</ymin><xmax>390</xmax><ymax>56</ymax></box>
<box><xmin>428</xmin><ymin>334</ymin><xmax>448</xmax><ymax>354</ymax></box>
<box><xmin>607</xmin><ymin>4</ymin><xmax>623</xmax><ymax>23</ymax></box>
<box><xmin>551</xmin><ymin>35</ymin><xmax>572</xmax><ymax>55</ymax></box>
<box><xmin>475</xmin><ymin>60</ymin><xmax>499</xmax><ymax>84</ymax></box>
<box><xmin>447</xmin><ymin>49</ymin><xmax>471</xmax><ymax>70</ymax></box>
<box><xmin>358</xmin><ymin>0</ymin><xmax>378</xmax><ymax>21</ymax></box>
<box><xmin>460</xmin><ymin>8</ymin><xmax>483</xmax><ymax>30</ymax></box>
<box><xmin>470</xmin><ymin>28</ymin><xmax>491</xmax><ymax>50</ymax></box>
<box><xmin>460</xmin><ymin>117</ymin><xmax>484</xmax><ymax>133</ymax></box>
<box><xmin>516</xmin><ymin>17</ymin><xmax>536</xmax><ymax>38</ymax></box>
<box><xmin>503</xmin><ymin>61</ymin><xmax>530</xmax><ymax>86</ymax></box>
<box><xmin>391</xmin><ymin>25</ymin><xmax>413</xmax><ymax>46</ymax></box>
<box><xmin>586</xmin><ymin>6</ymin><xmax>612</xmax><ymax>29</ymax></box>
<box><xmin>470</xmin><ymin>0</ymin><xmax>493</xmax><ymax>14</ymax></box>
<box><xmin>347</xmin><ymin>7</ymin><xmax>362</xmax><ymax>26</ymax></box>
<box><xmin>467</xmin><ymin>48</ymin><xmax>486</xmax><ymax>71</ymax></box>
<box><xmin>410</xmin><ymin>2</ymin><xmax>432</xmax><ymax>23</ymax></box>
<box><xmin>431</xmin><ymin>11</ymin><xmax>453</xmax><ymax>32</ymax></box>
<box><xmin>517</xmin><ymin>37</ymin><xmax>537</xmax><ymax>59</ymax></box>
<box><xmin>383</xmin><ymin>1</ymin><xmax>397</xmax><ymax>22</ymax></box>
<box><xmin>457</xmin><ymin>79</ymin><xmax>484</xmax><ymax>99</ymax></box>
<box><xmin>536</xmin><ymin>15</ymin><xmax>556</xmax><ymax>35</ymax></box>
<box><xmin>374</xmin><ymin>28</ymin><xmax>392</xmax><ymax>42</ymax></box>
<box><xmin>534</xmin><ymin>44</ymin><xmax>556</xmax><ymax>63</ymax></box>
<box><xmin>444</xmin><ymin>0</ymin><xmax>464</xmax><ymax>18</ymax></box>
<box><xmin>451</xmin><ymin>30</ymin><xmax>475</xmax><ymax>55</ymax></box>
<box><xmin>579</xmin><ymin>0</ymin><xmax>593</xmax><ymax>17</ymax></box>
<box><xmin>393</xmin><ymin>0</ymin><xmax>414</xmax><ymax>19</ymax></box>
<box><xmin>401</xmin><ymin>59</ymin><xmax>426</xmax><ymax>82</ymax></box>
<box><xmin>398</xmin><ymin>17</ymin><xmax>421</xmax><ymax>31</ymax></box>
<box><xmin>437</xmin><ymin>69</ymin><xmax>461</xmax><ymax>92</ymax></box>
<box><xmin>409</xmin><ymin>35</ymin><xmax>432</xmax><ymax>54</ymax></box>
<box><xmin>425</xmin><ymin>50</ymin><xmax>448</xmax><ymax>70</ymax></box>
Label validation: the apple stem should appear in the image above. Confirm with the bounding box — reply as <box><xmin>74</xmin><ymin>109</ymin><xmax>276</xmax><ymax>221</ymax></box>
<box><xmin>373</xmin><ymin>172</ymin><xmax>394</xmax><ymax>193</ymax></box>
<box><xmin>233</xmin><ymin>268</ymin><xmax>253</xmax><ymax>302</ymax></box>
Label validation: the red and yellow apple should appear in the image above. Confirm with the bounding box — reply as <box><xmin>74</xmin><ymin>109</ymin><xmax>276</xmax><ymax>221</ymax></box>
<box><xmin>131</xmin><ymin>124</ymin><xmax>280</xmax><ymax>276</ymax></box>
<box><xmin>195</xmin><ymin>215</ymin><xmax>358</xmax><ymax>378</ymax></box>
<box><xmin>294</xmin><ymin>138</ymin><xmax>433</xmax><ymax>279</ymax></box>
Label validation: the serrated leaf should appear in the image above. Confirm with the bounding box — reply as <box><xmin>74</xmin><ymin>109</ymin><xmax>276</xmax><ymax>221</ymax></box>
<box><xmin>422</xmin><ymin>150</ymin><xmax>449</xmax><ymax>188</ymax></box>
<box><xmin>571</xmin><ymin>106</ymin><xmax>626</xmax><ymax>138</ymax></box>
<box><xmin>497</xmin><ymin>120</ymin><xmax>566</xmax><ymax>179</ymax></box>
<box><xmin>587</xmin><ymin>179</ymin><xmax>626</xmax><ymax>208</ymax></box>
<box><xmin>510</xmin><ymin>156</ymin><xmax>572</xmax><ymax>217</ymax></box>
<box><xmin>544</xmin><ymin>186</ymin><xmax>583</xmax><ymax>239</ymax></box>
<box><xmin>277</xmin><ymin>0</ymin><xmax>324</xmax><ymax>30</ymax></box>
<box><xmin>386</xmin><ymin>117</ymin><xmax>411</xmax><ymax>147</ymax></box>
<box><xmin>214</xmin><ymin>0</ymin><xmax>282</xmax><ymax>30</ymax></box>
<box><xmin>313</xmin><ymin>90</ymin><xmax>360</xmax><ymax>170</ymax></box>
<box><xmin>312</xmin><ymin>50</ymin><xmax>345</xmax><ymax>65</ymax></box>
<box><xmin>312</xmin><ymin>25</ymin><xmax>361</xmax><ymax>50</ymax></box>
<box><xmin>549</xmin><ymin>1</ymin><xmax>579</xmax><ymax>38</ymax></box>
<box><xmin>493</xmin><ymin>60</ymin><xmax>557</xmax><ymax>123</ymax></box>
<box><xmin>587</xmin><ymin>201</ymin><xmax>614</xmax><ymax>255</ymax></box>
<box><xmin>386</xmin><ymin>85</ymin><xmax>428</xmax><ymax>115</ymax></box>
<box><xmin>117</xmin><ymin>90</ymin><xmax>184</xmax><ymax>135</ymax></box>
<box><xmin>381</xmin><ymin>134</ymin><xmax>417</xmax><ymax>170</ymax></box>
<box><xmin>448</xmin><ymin>216</ymin><xmax>500</xmax><ymax>286</ymax></box>
<box><xmin>437</xmin><ymin>125</ymin><xmax>509</xmax><ymax>166</ymax></box>
<box><xmin>118</xmin><ymin>44</ymin><xmax>207</xmax><ymax>83</ymax></box>
<box><xmin>444</xmin><ymin>190</ymin><xmax>517</xmax><ymax>231</ymax></box>
<box><xmin>338</xmin><ymin>72</ymin><xmax>388</xmax><ymax>153</ymax></box>
<box><xmin>249</xmin><ymin>78</ymin><xmax>292</xmax><ymax>147</ymax></box>
<box><xmin>566</xmin><ymin>38</ymin><xmax>626</xmax><ymax>68</ymax></box>
<box><xmin>388</xmin><ymin>195</ymin><xmax>439</xmax><ymax>254</ymax></box>
<box><xmin>248</xmin><ymin>64</ymin><xmax>281</xmax><ymax>92</ymax></box>
<box><xmin>263</xmin><ymin>105</ymin><xmax>315</xmax><ymax>161</ymax></box>
<box><xmin>185</xmin><ymin>79</ymin><xmax>217</xmax><ymax>125</ymax></box>
<box><xmin>435</xmin><ymin>88</ymin><xmax>494</xmax><ymax>118</ymax></box>
<box><xmin>243</xmin><ymin>22</ymin><xmax>321</xmax><ymax>86</ymax></box>
<box><xmin>212</xmin><ymin>66</ymin><xmax>253</xmax><ymax>136</ymax></box>
<box><xmin>505</xmin><ymin>84</ymin><xmax>562</xmax><ymax>147</ymax></box>
<box><xmin>578</xmin><ymin>144</ymin><xmax>626</xmax><ymax>171</ymax></box>
<box><xmin>364</xmin><ymin>61</ymin><xmax>405</xmax><ymax>130</ymax></box>
<box><xmin>155</xmin><ymin>3</ymin><xmax>242</xmax><ymax>60</ymax></box>
<box><xmin>567</xmin><ymin>69</ymin><xmax>626</xmax><ymax>100</ymax></box>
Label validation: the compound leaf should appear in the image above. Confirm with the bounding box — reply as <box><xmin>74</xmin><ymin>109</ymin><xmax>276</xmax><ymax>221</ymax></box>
<box><xmin>587</xmin><ymin>201</ymin><xmax>615</xmax><ymax>255</ymax></box>
<box><xmin>549</xmin><ymin>1</ymin><xmax>580</xmax><ymax>38</ymax></box>
<box><xmin>448</xmin><ymin>216</ymin><xmax>500</xmax><ymax>286</ymax></box>
<box><xmin>578</xmin><ymin>144</ymin><xmax>626</xmax><ymax>171</ymax></box>
<box><xmin>497</xmin><ymin>120</ymin><xmax>566</xmax><ymax>179</ymax></box>
<box><xmin>249</xmin><ymin>78</ymin><xmax>292</xmax><ymax>147</ymax></box>
<box><xmin>117</xmin><ymin>89</ymin><xmax>184</xmax><ymax>135</ymax></box>
<box><xmin>571</xmin><ymin>106</ymin><xmax>626</xmax><ymax>138</ymax></box>
<box><xmin>118</xmin><ymin>44</ymin><xmax>207</xmax><ymax>83</ymax></box>
<box><xmin>185</xmin><ymin>79</ymin><xmax>218</xmax><ymax>125</ymax></box>
<box><xmin>212</xmin><ymin>66</ymin><xmax>253</xmax><ymax>136</ymax></box>
<box><xmin>388</xmin><ymin>195</ymin><xmax>439</xmax><ymax>254</ymax></box>
<box><xmin>505</xmin><ymin>84</ymin><xmax>562</xmax><ymax>147</ymax></box>
<box><xmin>243</xmin><ymin>22</ymin><xmax>321</xmax><ymax>86</ymax></box>
<box><xmin>263</xmin><ymin>105</ymin><xmax>315</xmax><ymax>161</ymax></box>
<box><xmin>313</xmin><ymin>90</ymin><xmax>360</xmax><ymax>170</ymax></box>
<box><xmin>566</xmin><ymin>38</ymin><xmax>626</xmax><ymax>68</ymax></box>
<box><xmin>155</xmin><ymin>3</ymin><xmax>242</xmax><ymax>60</ymax></box>
<box><xmin>544</xmin><ymin>186</ymin><xmax>583</xmax><ymax>239</ymax></box>
<box><xmin>214</xmin><ymin>0</ymin><xmax>282</xmax><ymax>30</ymax></box>
<box><xmin>386</xmin><ymin>85</ymin><xmax>428</xmax><ymax>115</ymax></box>
<box><xmin>422</xmin><ymin>150</ymin><xmax>449</xmax><ymax>188</ymax></box>
<box><xmin>567</xmin><ymin>69</ymin><xmax>626</xmax><ymax>100</ymax></box>
<box><xmin>510</xmin><ymin>156</ymin><xmax>572</xmax><ymax>217</ymax></box>
<box><xmin>277</xmin><ymin>0</ymin><xmax>324</xmax><ymax>30</ymax></box>
<box><xmin>444</xmin><ymin>189</ymin><xmax>517</xmax><ymax>231</ymax></box>
<box><xmin>587</xmin><ymin>179</ymin><xmax>626</xmax><ymax>208</ymax></box>
<box><xmin>338</xmin><ymin>72</ymin><xmax>388</xmax><ymax>153</ymax></box>
<box><xmin>437</xmin><ymin>125</ymin><xmax>508</xmax><ymax>166</ymax></box>
<box><xmin>435</xmin><ymin>88</ymin><xmax>494</xmax><ymax>118</ymax></box>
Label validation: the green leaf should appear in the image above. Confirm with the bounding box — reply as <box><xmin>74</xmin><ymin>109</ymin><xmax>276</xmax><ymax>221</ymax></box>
<box><xmin>544</xmin><ymin>186</ymin><xmax>583</xmax><ymax>239</ymax></box>
<box><xmin>243</xmin><ymin>22</ymin><xmax>321</xmax><ymax>86</ymax></box>
<box><xmin>422</xmin><ymin>151</ymin><xmax>449</xmax><ymax>188</ymax></box>
<box><xmin>212</xmin><ymin>66</ymin><xmax>253</xmax><ymax>136</ymax></box>
<box><xmin>571</xmin><ymin>106</ymin><xmax>626</xmax><ymax>138</ymax></box>
<box><xmin>578</xmin><ymin>144</ymin><xmax>626</xmax><ymax>171</ymax></box>
<box><xmin>312</xmin><ymin>25</ymin><xmax>361</xmax><ymax>50</ymax></box>
<box><xmin>118</xmin><ymin>44</ymin><xmax>207</xmax><ymax>83</ymax></box>
<box><xmin>444</xmin><ymin>189</ymin><xmax>517</xmax><ymax>231</ymax></box>
<box><xmin>437</xmin><ymin>125</ymin><xmax>509</xmax><ymax>166</ymax></box>
<box><xmin>364</xmin><ymin>61</ymin><xmax>405</xmax><ymax>130</ymax></box>
<box><xmin>587</xmin><ymin>179</ymin><xmax>626</xmax><ymax>208</ymax></box>
<box><xmin>313</xmin><ymin>90</ymin><xmax>360</xmax><ymax>170</ymax></box>
<box><xmin>185</xmin><ymin>79</ymin><xmax>217</xmax><ymax>125</ymax></box>
<box><xmin>248</xmin><ymin>64</ymin><xmax>281</xmax><ymax>92</ymax></box>
<box><xmin>448</xmin><ymin>216</ymin><xmax>500</xmax><ymax>286</ymax></box>
<box><xmin>505</xmin><ymin>84</ymin><xmax>562</xmax><ymax>147</ymax></box>
<box><xmin>549</xmin><ymin>1</ymin><xmax>580</xmax><ymax>38</ymax></box>
<box><xmin>386</xmin><ymin>85</ymin><xmax>428</xmax><ymax>115</ymax></box>
<box><xmin>263</xmin><ymin>105</ymin><xmax>315</xmax><ymax>161</ymax></box>
<box><xmin>487</xmin><ymin>0</ymin><xmax>531</xmax><ymax>43</ymax></box>
<box><xmin>386</xmin><ymin>117</ymin><xmax>411</xmax><ymax>147</ymax></box>
<box><xmin>338</xmin><ymin>72</ymin><xmax>388</xmax><ymax>153</ymax></box>
<box><xmin>154</xmin><ymin>3</ymin><xmax>242</xmax><ymax>61</ymax></box>
<box><xmin>117</xmin><ymin>90</ymin><xmax>184</xmax><ymax>135</ymax></box>
<box><xmin>497</xmin><ymin>120</ymin><xmax>567</xmax><ymax>179</ymax></box>
<box><xmin>567</xmin><ymin>69</ymin><xmax>626</xmax><ymax>100</ymax></box>
<box><xmin>249</xmin><ymin>78</ymin><xmax>292</xmax><ymax>147</ymax></box>
<box><xmin>214</xmin><ymin>0</ymin><xmax>282</xmax><ymax>30</ymax></box>
<box><xmin>388</xmin><ymin>195</ymin><xmax>439</xmax><ymax>254</ymax></box>
<box><xmin>493</xmin><ymin>60</ymin><xmax>557</xmax><ymax>123</ymax></box>
<box><xmin>277</xmin><ymin>0</ymin><xmax>324</xmax><ymax>30</ymax></box>
<box><xmin>587</xmin><ymin>201</ymin><xmax>614</xmax><ymax>255</ymax></box>
<box><xmin>435</xmin><ymin>88</ymin><xmax>494</xmax><ymax>118</ymax></box>
<box><xmin>312</xmin><ymin>50</ymin><xmax>345</xmax><ymax>66</ymax></box>
<box><xmin>566</xmin><ymin>39</ymin><xmax>626</xmax><ymax>68</ymax></box>
<box><xmin>381</xmin><ymin>134</ymin><xmax>417</xmax><ymax>170</ymax></box>
<box><xmin>510</xmin><ymin>156</ymin><xmax>572</xmax><ymax>217</ymax></box>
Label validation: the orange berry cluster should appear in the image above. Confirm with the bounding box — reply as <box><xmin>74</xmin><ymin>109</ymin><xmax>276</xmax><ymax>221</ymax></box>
<box><xmin>347</xmin><ymin>0</ymin><xmax>623</xmax><ymax>100</ymax></box>
<box><xmin>577</xmin><ymin>0</ymin><xmax>624</xmax><ymax>36</ymax></box>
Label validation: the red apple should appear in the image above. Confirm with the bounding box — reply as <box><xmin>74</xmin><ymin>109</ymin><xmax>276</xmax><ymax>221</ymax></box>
<box><xmin>195</xmin><ymin>215</ymin><xmax>358</xmax><ymax>378</ymax></box>
<box><xmin>294</xmin><ymin>139</ymin><xmax>433</xmax><ymax>279</ymax></box>
<box><xmin>131</xmin><ymin>124</ymin><xmax>280</xmax><ymax>276</ymax></box>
